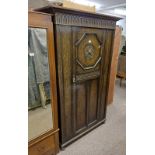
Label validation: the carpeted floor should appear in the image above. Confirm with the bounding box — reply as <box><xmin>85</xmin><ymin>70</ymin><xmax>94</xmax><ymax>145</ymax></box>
<box><xmin>58</xmin><ymin>78</ymin><xmax>126</xmax><ymax>155</ymax></box>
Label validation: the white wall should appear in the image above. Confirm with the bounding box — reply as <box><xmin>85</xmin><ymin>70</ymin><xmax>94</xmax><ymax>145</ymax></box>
<box><xmin>116</xmin><ymin>17</ymin><xmax>126</xmax><ymax>36</ymax></box>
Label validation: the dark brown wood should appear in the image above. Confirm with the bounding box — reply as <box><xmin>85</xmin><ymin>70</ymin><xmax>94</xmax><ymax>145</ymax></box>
<box><xmin>35</xmin><ymin>6</ymin><xmax>121</xmax><ymax>148</ymax></box>
<box><xmin>117</xmin><ymin>53</ymin><xmax>126</xmax><ymax>87</ymax></box>
<box><xmin>28</xmin><ymin>11</ymin><xmax>59</xmax><ymax>155</ymax></box>
<box><xmin>108</xmin><ymin>26</ymin><xmax>122</xmax><ymax>104</ymax></box>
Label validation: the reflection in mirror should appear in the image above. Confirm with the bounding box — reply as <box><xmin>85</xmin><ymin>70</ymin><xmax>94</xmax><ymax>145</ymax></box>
<box><xmin>28</xmin><ymin>27</ymin><xmax>53</xmax><ymax>141</ymax></box>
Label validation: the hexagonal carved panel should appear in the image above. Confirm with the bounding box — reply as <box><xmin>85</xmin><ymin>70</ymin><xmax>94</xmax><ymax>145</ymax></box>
<box><xmin>75</xmin><ymin>33</ymin><xmax>102</xmax><ymax>70</ymax></box>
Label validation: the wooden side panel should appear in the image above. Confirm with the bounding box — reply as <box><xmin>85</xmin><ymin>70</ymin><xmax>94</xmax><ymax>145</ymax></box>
<box><xmin>76</xmin><ymin>83</ymin><xmax>87</xmax><ymax>131</ymax></box>
<box><xmin>62</xmin><ymin>26</ymin><xmax>72</xmax><ymax>140</ymax></box>
<box><xmin>88</xmin><ymin>79</ymin><xmax>98</xmax><ymax>124</ymax></box>
<box><xmin>55</xmin><ymin>25</ymin><xmax>73</xmax><ymax>143</ymax></box>
<box><xmin>108</xmin><ymin>26</ymin><xmax>122</xmax><ymax>104</ymax></box>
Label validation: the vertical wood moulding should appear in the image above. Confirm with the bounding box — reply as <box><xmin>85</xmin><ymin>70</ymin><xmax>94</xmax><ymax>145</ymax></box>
<box><xmin>55</xmin><ymin>25</ymin><xmax>66</xmax><ymax>143</ymax></box>
<box><xmin>103</xmin><ymin>30</ymin><xmax>115</xmax><ymax>118</ymax></box>
<box><xmin>86</xmin><ymin>81</ymin><xmax>90</xmax><ymax>126</ymax></box>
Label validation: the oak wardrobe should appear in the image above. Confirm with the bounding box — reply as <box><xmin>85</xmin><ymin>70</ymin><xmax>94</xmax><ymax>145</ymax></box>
<box><xmin>36</xmin><ymin>5</ymin><xmax>121</xmax><ymax>148</ymax></box>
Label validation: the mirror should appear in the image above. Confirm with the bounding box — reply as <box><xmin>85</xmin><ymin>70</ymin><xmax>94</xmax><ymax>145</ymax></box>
<box><xmin>28</xmin><ymin>27</ymin><xmax>53</xmax><ymax>141</ymax></box>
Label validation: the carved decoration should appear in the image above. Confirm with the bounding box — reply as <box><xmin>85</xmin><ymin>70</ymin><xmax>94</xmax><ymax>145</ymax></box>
<box><xmin>54</xmin><ymin>13</ymin><xmax>116</xmax><ymax>29</ymax></box>
<box><xmin>76</xmin><ymin>57</ymin><xmax>101</xmax><ymax>70</ymax></box>
<box><xmin>73</xmin><ymin>71</ymin><xmax>100</xmax><ymax>83</ymax></box>
<box><xmin>75</xmin><ymin>33</ymin><xmax>102</xmax><ymax>70</ymax></box>
<box><xmin>84</xmin><ymin>44</ymin><xmax>95</xmax><ymax>60</ymax></box>
<box><xmin>75</xmin><ymin>71</ymin><xmax>100</xmax><ymax>82</ymax></box>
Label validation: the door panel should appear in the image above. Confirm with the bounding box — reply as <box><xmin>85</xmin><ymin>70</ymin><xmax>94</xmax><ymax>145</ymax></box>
<box><xmin>76</xmin><ymin>83</ymin><xmax>87</xmax><ymax>131</ymax></box>
<box><xmin>88</xmin><ymin>79</ymin><xmax>98</xmax><ymax>125</ymax></box>
<box><xmin>72</xmin><ymin>27</ymin><xmax>106</xmax><ymax>132</ymax></box>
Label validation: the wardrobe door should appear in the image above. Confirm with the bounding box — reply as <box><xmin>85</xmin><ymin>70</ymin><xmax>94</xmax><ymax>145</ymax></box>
<box><xmin>72</xmin><ymin>27</ymin><xmax>114</xmax><ymax>133</ymax></box>
<box><xmin>72</xmin><ymin>28</ymin><xmax>103</xmax><ymax>133</ymax></box>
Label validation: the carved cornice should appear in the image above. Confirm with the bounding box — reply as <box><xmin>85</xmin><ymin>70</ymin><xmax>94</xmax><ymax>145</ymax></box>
<box><xmin>54</xmin><ymin>13</ymin><xmax>116</xmax><ymax>29</ymax></box>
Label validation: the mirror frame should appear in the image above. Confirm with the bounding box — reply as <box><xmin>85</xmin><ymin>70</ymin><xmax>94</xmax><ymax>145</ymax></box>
<box><xmin>28</xmin><ymin>11</ymin><xmax>59</xmax><ymax>146</ymax></box>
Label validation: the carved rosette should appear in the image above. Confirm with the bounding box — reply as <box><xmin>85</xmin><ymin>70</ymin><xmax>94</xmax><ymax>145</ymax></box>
<box><xmin>75</xmin><ymin>33</ymin><xmax>102</xmax><ymax>70</ymax></box>
<box><xmin>84</xmin><ymin>44</ymin><xmax>95</xmax><ymax>60</ymax></box>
